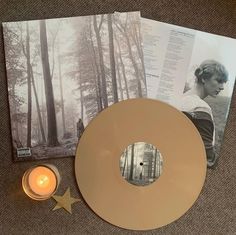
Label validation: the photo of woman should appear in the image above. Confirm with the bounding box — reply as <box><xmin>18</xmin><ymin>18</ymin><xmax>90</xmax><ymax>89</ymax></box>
<box><xmin>143</xmin><ymin>19</ymin><xmax>236</xmax><ymax>170</ymax></box>
<box><xmin>176</xmin><ymin>60</ymin><xmax>228</xmax><ymax>168</ymax></box>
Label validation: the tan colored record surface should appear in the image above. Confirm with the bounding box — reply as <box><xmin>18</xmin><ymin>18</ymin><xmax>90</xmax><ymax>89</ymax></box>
<box><xmin>75</xmin><ymin>98</ymin><xmax>207</xmax><ymax>230</ymax></box>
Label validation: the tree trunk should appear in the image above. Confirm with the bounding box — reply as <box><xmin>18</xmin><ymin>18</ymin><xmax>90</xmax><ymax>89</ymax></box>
<box><xmin>50</xmin><ymin>37</ymin><xmax>55</xmax><ymax>79</ymax></box>
<box><xmin>114</xmin><ymin>20</ymin><xmax>143</xmax><ymax>97</ymax></box>
<box><xmin>93</xmin><ymin>15</ymin><xmax>108</xmax><ymax>108</ymax></box>
<box><xmin>88</xmin><ymin>21</ymin><xmax>103</xmax><ymax>111</ymax></box>
<box><xmin>127</xmin><ymin>146</ymin><xmax>130</xmax><ymax>178</ymax></box>
<box><xmin>41</xmin><ymin>80</ymin><xmax>47</xmax><ymax>137</ymax></box>
<box><xmin>153</xmin><ymin>149</ymin><xmax>157</xmax><ymax>178</ymax></box>
<box><xmin>71</xmin><ymin>104</ymin><xmax>76</xmax><ymax>137</ymax></box>
<box><xmin>130</xmin><ymin>20</ymin><xmax>145</xmax><ymax>78</ymax></box>
<box><xmin>114</xmin><ymin>34</ymin><xmax>130</xmax><ymax>99</ymax></box>
<box><xmin>114</xmin><ymin>41</ymin><xmax>124</xmax><ymax>100</ymax></box>
<box><xmin>124</xmin><ymin>32</ymin><xmax>143</xmax><ymax>97</ymax></box>
<box><xmin>50</xmin><ymin>23</ymin><xmax>60</xmax><ymax>80</ymax></box>
<box><xmin>40</xmin><ymin>20</ymin><xmax>59</xmax><ymax>146</ymax></box>
<box><xmin>107</xmin><ymin>14</ymin><xmax>118</xmax><ymax>103</ymax></box>
<box><xmin>26</xmin><ymin>22</ymin><xmax>32</xmax><ymax>147</ymax></box>
<box><xmin>78</xmin><ymin>72</ymin><xmax>84</xmax><ymax>121</ymax></box>
<box><xmin>122</xmin><ymin>148</ymin><xmax>128</xmax><ymax>176</ymax></box>
<box><xmin>30</xmin><ymin>65</ymin><xmax>46</xmax><ymax>143</ymax></box>
<box><xmin>12</xmin><ymin>83</ymin><xmax>20</xmax><ymax>144</ymax></box>
<box><xmin>116</xmin><ymin>56</ymin><xmax>124</xmax><ymax>100</ymax></box>
<box><xmin>57</xmin><ymin>43</ymin><xmax>66</xmax><ymax>137</ymax></box>
<box><xmin>129</xmin><ymin>144</ymin><xmax>135</xmax><ymax>181</ymax></box>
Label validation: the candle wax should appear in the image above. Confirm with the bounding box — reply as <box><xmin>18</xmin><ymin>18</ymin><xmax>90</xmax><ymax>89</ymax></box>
<box><xmin>28</xmin><ymin>166</ymin><xmax>57</xmax><ymax>196</ymax></box>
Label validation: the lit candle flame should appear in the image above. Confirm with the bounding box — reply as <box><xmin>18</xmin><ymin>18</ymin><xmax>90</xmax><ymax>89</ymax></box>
<box><xmin>38</xmin><ymin>175</ymin><xmax>49</xmax><ymax>186</ymax></box>
<box><xmin>22</xmin><ymin>165</ymin><xmax>60</xmax><ymax>200</ymax></box>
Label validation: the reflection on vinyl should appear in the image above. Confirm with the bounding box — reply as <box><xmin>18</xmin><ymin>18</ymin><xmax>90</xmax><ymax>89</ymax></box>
<box><xmin>75</xmin><ymin>98</ymin><xmax>207</xmax><ymax>230</ymax></box>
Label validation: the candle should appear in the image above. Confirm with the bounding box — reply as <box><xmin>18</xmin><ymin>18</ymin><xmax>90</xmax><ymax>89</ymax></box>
<box><xmin>22</xmin><ymin>164</ymin><xmax>60</xmax><ymax>200</ymax></box>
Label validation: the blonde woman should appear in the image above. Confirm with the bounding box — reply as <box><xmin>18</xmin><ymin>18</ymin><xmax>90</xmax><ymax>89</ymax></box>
<box><xmin>177</xmin><ymin>60</ymin><xmax>228</xmax><ymax>168</ymax></box>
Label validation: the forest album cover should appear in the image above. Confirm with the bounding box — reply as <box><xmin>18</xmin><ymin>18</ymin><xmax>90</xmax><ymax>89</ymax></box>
<box><xmin>3</xmin><ymin>11</ymin><xmax>146</xmax><ymax>161</ymax></box>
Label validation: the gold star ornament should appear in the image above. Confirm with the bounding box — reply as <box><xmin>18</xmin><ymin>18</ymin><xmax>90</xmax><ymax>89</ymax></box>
<box><xmin>52</xmin><ymin>187</ymin><xmax>80</xmax><ymax>214</ymax></box>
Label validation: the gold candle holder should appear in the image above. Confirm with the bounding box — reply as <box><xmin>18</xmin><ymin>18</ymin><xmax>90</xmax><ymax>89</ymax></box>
<box><xmin>22</xmin><ymin>164</ymin><xmax>61</xmax><ymax>200</ymax></box>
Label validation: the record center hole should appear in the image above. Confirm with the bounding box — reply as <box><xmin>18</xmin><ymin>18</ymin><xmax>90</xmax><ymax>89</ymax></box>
<box><xmin>119</xmin><ymin>142</ymin><xmax>163</xmax><ymax>187</ymax></box>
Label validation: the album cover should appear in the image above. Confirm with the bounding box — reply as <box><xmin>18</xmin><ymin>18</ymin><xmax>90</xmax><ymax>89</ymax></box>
<box><xmin>142</xmin><ymin>18</ymin><xmax>236</xmax><ymax>168</ymax></box>
<box><xmin>3</xmin><ymin>11</ymin><xmax>146</xmax><ymax>161</ymax></box>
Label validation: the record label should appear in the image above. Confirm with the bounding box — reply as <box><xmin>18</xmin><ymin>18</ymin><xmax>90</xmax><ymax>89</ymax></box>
<box><xmin>119</xmin><ymin>142</ymin><xmax>163</xmax><ymax>186</ymax></box>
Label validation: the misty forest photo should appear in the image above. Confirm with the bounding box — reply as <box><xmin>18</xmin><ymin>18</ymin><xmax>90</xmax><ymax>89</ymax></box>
<box><xmin>3</xmin><ymin>12</ymin><xmax>146</xmax><ymax>160</ymax></box>
<box><xmin>120</xmin><ymin>142</ymin><xmax>163</xmax><ymax>186</ymax></box>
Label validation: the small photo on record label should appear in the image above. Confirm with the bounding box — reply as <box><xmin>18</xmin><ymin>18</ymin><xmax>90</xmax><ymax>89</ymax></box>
<box><xmin>119</xmin><ymin>142</ymin><xmax>163</xmax><ymax>186</ymax></box>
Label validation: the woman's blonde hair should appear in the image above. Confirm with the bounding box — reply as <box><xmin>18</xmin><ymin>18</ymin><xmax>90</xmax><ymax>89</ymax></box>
<box><xmin>195</xmin><ymin>60</ymin><xmax>228</xmax><ymax>83</ymax></box>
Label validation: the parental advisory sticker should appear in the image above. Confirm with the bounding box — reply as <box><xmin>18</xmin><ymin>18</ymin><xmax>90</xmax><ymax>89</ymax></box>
<box><xmin>17</xmin><ymin>148</ymin><xmax>32</xmax><ymax>158</ymax></box>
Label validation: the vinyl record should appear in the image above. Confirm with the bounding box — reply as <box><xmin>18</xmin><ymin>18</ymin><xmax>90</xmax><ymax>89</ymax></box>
<box><xmin>75</xmin><ymin>98</ymin><xmax>207</xmax><ymax>230</ymax></box>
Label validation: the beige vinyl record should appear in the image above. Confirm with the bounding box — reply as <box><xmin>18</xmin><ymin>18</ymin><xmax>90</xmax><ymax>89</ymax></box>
<box><xmin>75</xmin><ymin>98</ymin><xmax>207</xmax><ymax>230</ymax></box>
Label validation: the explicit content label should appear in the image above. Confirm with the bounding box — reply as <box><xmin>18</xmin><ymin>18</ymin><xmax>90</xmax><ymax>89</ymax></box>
<box><xmin>17</xmin><ymin>147</ymin><xmax>32</xmax><ymax>158</ymax></box>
